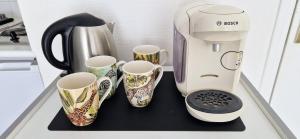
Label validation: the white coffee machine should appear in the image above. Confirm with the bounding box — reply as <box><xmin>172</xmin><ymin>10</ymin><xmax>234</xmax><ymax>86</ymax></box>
<box><xmin>173</xmin><ymin>2</ymin><xmax>250</xmax><ymax>97</ymax></box>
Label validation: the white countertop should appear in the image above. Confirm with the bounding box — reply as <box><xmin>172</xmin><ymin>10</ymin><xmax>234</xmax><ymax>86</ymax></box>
<box><xmin>4</xmin><ymin>67</ymin><xmax>294</xmax><ymax>139</ymax></box>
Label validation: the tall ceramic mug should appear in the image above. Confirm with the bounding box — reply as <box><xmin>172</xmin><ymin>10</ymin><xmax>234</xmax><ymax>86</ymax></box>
<box><xmin>57</xmin><ymin>72</ymin><xmax>112</xmax><ymax>126</ymax></box>
<box><xmin>121</xmin><ymin>60</ymin><xmax>163</xmax><ymax>107</ymax></box>
<box><xmin>86</xmin><ymin>55</ymin><xmax>126</xmax><ymax>99</ymax></box>
<box><xmin>133</xmin><ymin>45</ymin><xmax>169</xmax><ymax>65</ymax></box>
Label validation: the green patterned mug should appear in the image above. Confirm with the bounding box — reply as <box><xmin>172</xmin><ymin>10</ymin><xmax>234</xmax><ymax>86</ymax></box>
<box><xmin>121</xmin><ymin>60</ymin><xmax>163</xmax><ymax>107</ymax></box>
<box><xmin>57</xmin><ymin>72</ymin><xmax>112</xmax><ymax>126</ymax></box>
<box><xmin>133</xmin><ymin>45</ymin><xmax>169</xmax><ymax>65</ymax></box>
<box><xmin>86</xmin><ymin>55</ymin><xmax>126</xmax><ymax>99</ymax></box>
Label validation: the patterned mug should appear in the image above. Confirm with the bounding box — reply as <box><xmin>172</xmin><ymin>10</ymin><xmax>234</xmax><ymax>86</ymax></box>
<box><xmin>133</xmin><ymin>45</ymin><xmax>169</xmax><ymax>65</ymax></box>
<box><xmin>86</xmin><ymin>55</ymin><xmax>126</xmax><ymax>99</ymax></box>
<box><xmin>121</xmin><ymin>60</ymin><xmax>163</xmax><ymax>107</ymax></box>
<box><xmin>57</xmin><ymin>72</ymin><xmax>112</xmax><ymax>126</ymax></box>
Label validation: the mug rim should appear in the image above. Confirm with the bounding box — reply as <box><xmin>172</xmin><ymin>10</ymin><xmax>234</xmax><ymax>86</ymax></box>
<box><xmin>86</xmin><ymin>55</ymin><xmax>117</xmax><ymax>69</ymax></box>
<box><xmin>122</xmin><ymin>60</ymin><xmax>156</xmax><ymax>75</ymax></box>
<box><xmin>133</xmin><ymin>45</ymin><xmax>160</xmax><ymax>55</ymax></box>
<box><xmin>57</xmin><ymin>72</ymin><xmax>97</xmax><ymax>90</ymax></box>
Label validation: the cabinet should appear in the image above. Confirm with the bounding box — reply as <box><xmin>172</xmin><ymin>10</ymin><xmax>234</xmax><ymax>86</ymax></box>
<box><xmin>0</xmin><ymin>1</ymin><xmax>45</xmax><ymax>135</ymax></box>
<box><xmin>258</xmin><ymin>0</ymin><xmax>297</xmax><ymax>102</ymax></box>
<box><xmin>0</xmin><ymin>64</ymin><xmax>44</xmax><ymax>135</ymax></box>
<box><xmin>270</xmin><ymin>1</ymin><xmax>300</xmax><ymax>138</ymax></box>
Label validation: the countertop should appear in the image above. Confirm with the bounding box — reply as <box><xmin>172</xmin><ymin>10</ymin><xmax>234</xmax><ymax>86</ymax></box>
<box><xmin>0</xmin><ymin>37</ymin><xmax>34</xmax><ymax>61</ymax></box>
<box><xmin>2</xmin><ymin>67</ymin><xmax>296</xmax><ymax>139</ymax></box>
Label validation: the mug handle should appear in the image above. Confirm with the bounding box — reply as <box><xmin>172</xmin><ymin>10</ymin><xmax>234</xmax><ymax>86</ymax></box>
<box><xmin>154</xmin><ymin>65</ymin><xmax>164</xmax><ymax>88</ymax></box>
<box><xmin>97</xmin><ymin>77</ymin><xmax>112</xmax><ymax>109</ymax></box>
<box><xmin>116</xmin><ymin>60</ymin><xmax>126</xmax><ymax>87</ymax></box>
<box><xmin>159</xmin><ymin>49</ymin><xmax>169</xmax><ymax>65</ymax></box>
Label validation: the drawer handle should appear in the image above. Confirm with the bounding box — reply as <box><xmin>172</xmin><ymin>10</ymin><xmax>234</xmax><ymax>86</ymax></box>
<box><xmin>0</xmin><ymin>62</ymin><xmax>31</xmax><ymax>71</ymax></box>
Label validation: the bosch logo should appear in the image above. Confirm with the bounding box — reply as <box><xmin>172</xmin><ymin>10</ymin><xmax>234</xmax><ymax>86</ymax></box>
<box><xmin>224</xmin><ymin>21</ymin><xmax>239</xmax><ymax>25</ymax></box>
<box><xmin>216</xmin><ymin>21</ymin><xmax>239</xmax><ymax>26</ymax></box>
<box><xmin>216</xmin><ymin>21</ymin><xmax>222</xmax><ymax>26</ymax></box>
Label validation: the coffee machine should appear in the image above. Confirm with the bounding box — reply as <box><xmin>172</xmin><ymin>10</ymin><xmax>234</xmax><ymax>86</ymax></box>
<box><xmin>173</xmin><ymin>3</ymin><xmax>250</xmax><ymax>97</ymax></box>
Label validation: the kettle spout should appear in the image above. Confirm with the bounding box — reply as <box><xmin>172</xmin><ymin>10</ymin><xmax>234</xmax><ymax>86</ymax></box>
<box><xmin>107</xmin><ymin>22</ymin><xmax>115</xmax><ymax>33</ymax></box>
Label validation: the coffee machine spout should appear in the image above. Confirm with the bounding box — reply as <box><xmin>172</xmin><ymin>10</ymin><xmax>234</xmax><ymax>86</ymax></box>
<box><xmin>212</xmin><ymin>43</ymin><xmax>221</xmax><ymax>52</ymax></box>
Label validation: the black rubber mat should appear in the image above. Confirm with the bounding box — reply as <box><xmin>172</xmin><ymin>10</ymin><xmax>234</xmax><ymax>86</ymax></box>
<box><xmin>48</xmin><ymin>72</ymin><xmax>245</xmax><ymax>131</ymax></box>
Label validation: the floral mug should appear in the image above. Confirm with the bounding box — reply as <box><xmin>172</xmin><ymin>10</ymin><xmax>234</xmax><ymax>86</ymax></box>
<box><xmin>121</xmin><ymin>60</ymin><xmax>163</xmax><ymax>107</ymax></box>
<box><xmin>86</xmin><ymin>55</ymin><xmax>126</xmax><ymax>99</ymax></box>
<box><xmin>57</xmin><ymin>72</ymin><xmax>112</xmax><ymax>126</ymax></box>
<box><xmin>133</xmin><ymin>45</ymin><xmax>169</xmax><ymax>65</ymax></box>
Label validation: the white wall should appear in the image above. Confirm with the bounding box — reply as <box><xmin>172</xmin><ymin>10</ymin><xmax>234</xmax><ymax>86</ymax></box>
<box><xmin>17</xmin><ymin>0</ymin><xmax>280</xmax><ymax>87</ymax></box>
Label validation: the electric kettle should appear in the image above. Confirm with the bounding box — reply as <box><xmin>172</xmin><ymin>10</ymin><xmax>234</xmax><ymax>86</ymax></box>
<box><xmin>42</xmin><ymin>13</ymin><xmax>118</xmax><ymax>74</ymax></box>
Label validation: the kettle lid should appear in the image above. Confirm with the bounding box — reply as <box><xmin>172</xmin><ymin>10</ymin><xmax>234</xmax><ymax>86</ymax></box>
<box><xmin>56</xmin><ymin>13</ymin><xmax>106</xmax><ymax>27</ymax></box>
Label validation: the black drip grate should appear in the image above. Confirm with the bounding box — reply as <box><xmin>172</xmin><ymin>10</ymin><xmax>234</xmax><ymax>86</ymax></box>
<box><xmin>187</xmin><ymin>90</ymin><xmax>243</xmax><ymax>114</ymax></box>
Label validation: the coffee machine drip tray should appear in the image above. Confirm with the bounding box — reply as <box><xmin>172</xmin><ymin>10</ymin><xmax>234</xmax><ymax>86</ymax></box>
<box><xmin>186</xmin><ymin>90</ymin><xmax>243</xmax><ymax>122</ymax></box>
<box><xmin>48</xmin><ymin>72</ymin><xmax>245</xmax><ymax>131</ymax></box>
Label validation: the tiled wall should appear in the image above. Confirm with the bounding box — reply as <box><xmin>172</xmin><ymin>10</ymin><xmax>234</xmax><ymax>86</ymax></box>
<box><xmin>0</xmin><ymin>0</ymin><xmax>21</xmax><ymax>18</ymax></box>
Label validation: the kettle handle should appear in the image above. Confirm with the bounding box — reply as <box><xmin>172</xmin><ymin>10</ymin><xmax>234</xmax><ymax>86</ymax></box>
<box><xmin>41</xmin><ymin>23</ymin><xmax>73</xmax><ymax>73</ymax></box>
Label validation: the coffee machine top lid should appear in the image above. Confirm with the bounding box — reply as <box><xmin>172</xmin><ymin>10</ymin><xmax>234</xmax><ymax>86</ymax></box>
<box><xmin>198</xmin><ymin>5</ymin><xmax>244</xmax><ymax>15</ymax></box>
<box><xmin>174</xmin><ymin>3</ymin><xmax>249</xmax><ymax>37</ymax></box>
<box><xmin>187</xmin><ymin>5</ymin><xmax>250</xmax><ymax>33</ymax></box>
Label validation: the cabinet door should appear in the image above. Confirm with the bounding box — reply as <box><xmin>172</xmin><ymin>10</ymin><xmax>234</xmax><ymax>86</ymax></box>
<box><xmin>0</xmin><ymin>65</ymin><xmax>44</xmax><ymax>135</ymax></box>
<box><xmin>271</xmin><ymin>3</ymin><xmax>300</xmax><ymax>138</ymax></box>
<box><xmin>258</xmin><ymin>0</ymin><xmax>296</xmax><ymax>101</ymax></box>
